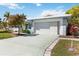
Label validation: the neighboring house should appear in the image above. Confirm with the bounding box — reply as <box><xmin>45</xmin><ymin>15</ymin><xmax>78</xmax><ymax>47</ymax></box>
<box><xmin>9</xmin><ymin>26</ymin><xmax>19</xmax><ymax>32</ymax></box>
<box><xmin>28</xmin><ymin>14</ymin><xmax>71</xmax><ymax>36</ymax></box>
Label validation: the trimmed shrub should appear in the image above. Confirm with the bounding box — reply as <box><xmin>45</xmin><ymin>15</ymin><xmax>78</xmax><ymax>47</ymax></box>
<box><xmin>22</xmin><ymin>30</ymin><xmax>31</xmax><ymax>34</ymax></box>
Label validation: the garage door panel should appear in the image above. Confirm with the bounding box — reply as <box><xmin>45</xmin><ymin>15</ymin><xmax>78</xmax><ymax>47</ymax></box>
<box><xmin>35</xmin><ymin>22</ymin><xmax>50</xmax><ymax>34</ymax></box>
<box><xmin>50</xmin><ymin>22</ymin><xmax>58</xmax><ymax>35</ymax></box>
<box><xmin>35</xmin><ymin>22</ymin><xmax>58</xmax><ymax>35</ymax></box>
<box><xmin>35</xmin><ymin>23</ymin><xmax>49</xmax><ymax>29</ymax></box>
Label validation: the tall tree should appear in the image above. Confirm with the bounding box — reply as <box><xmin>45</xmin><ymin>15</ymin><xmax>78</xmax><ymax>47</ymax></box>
<box><xmin>66</xmin><ymin>5</ymin><xmax>79</xmax><ymax>35</ymax></box>
<box><xmin>66</xmin><ymin>5</ymin><xmax>79</xmax><ymax>25</ymax></box>
<box><xmin>0</xmin><ymin>18</ymin><xmax>3</xmax><ymax>29</ymax></box>
<box><xmin>4</xmin><ymin>12</ymin><xmax>10</xmax><ymax>21</ymax></box>
<box><xmin>8</xmin><ymin>14</ymin><xmax>26</xmax><ymax>34</ymax></box>
<box><xmin>3</xmin><ymin>12</ymin><xmax>10</xmax><ymax>30</ymax></box>
<box><xmin>66</xmin><ymin>5</ymin><xmax>79</xmax><ymax>51</ymax></box>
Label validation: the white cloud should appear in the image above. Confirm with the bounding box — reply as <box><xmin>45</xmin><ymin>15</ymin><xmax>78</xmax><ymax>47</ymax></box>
<box><xmin>40</xmin><ymin>6</ymin><xmax>65</xmax><ymax>17</ymax></box>
<box><xmin>35</xmin><ymin>3</ymin><xmax>42</xmax><ymax>7</ymax></box>
<box><xmin>0</xmin><ymin>3</ymin><xmax>24</xmax><ymax>9</ymax></box>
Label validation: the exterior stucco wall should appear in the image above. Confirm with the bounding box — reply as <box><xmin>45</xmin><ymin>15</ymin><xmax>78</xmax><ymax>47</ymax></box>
<box><xmin>59</xmin><ymin>18</ymin><xmax>67</xmax><ymax>35</ymax></box>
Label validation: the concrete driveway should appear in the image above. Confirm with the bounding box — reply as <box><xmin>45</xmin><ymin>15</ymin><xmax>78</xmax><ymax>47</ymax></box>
<box><xmin>0</xmin><ymin>34</ymin><xmax>58</xmax><ymax>56</ymax></box>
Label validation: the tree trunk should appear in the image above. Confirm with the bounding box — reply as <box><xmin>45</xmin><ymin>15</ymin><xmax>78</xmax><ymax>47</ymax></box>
<box><xmin>70</xmin><ymin>35</ymin><xmax>74</xmax><ymax>48</ymax></box>
<box><xmin>18</xmin><ymin>26</ymin><xmax>21</xmax><ymax>34</ymax></box>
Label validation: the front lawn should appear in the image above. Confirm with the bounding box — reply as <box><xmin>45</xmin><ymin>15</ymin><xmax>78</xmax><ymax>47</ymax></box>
<box><xmin>51</xmin><ymin>39</ymin><xmax>79</xmax><ymax>56</ymax></box>
<box><xmin>0</xmin><ymin>30</ymin><xmax>16</xmax><ymax>39</ymax></box>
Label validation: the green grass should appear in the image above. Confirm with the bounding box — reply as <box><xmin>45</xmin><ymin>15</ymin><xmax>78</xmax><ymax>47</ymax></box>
<box><xmin>0</xmin><ymin>33</ymin><xmax>15</xmax><ymax>39</ymax></box>
<box><xmin>0</xmin><ymin>30</ymin><xmax>16</xmax><ymax>39</ymax></box>
<box><xmin>51</xmin><ymin>40</ymin><xmax>79</xmax><ymax>56</ymax></box>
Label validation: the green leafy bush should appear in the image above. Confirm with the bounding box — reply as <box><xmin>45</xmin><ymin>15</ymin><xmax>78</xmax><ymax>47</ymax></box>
<box><xmin>22</xmin><ymin>30</ymin><xmax>31</xmax><ymax>34</ymax></box>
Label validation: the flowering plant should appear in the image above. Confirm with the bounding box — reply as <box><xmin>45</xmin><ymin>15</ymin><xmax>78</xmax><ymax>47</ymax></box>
<box><xmin>70</xmin><ymin>25</ymin><xmax>79</xmax><ymax>36</ymax></box>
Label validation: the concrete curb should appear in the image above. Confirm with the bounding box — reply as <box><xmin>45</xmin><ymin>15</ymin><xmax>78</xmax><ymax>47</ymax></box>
<box><xmin>44</xmin><ymin>37</ymin><xmax>60</xmax><ymax>56</ymax></box>
<box><xmin>59</xmin><ymin>37</ymin><xmax>79</xmax><ymax>41</ymax></box>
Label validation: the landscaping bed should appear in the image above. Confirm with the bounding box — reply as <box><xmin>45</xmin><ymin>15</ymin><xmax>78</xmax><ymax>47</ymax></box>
<box><xmin>51</xmin><ymin>39</ymin><xmax>79</xmax><ymax>56</ymax></box>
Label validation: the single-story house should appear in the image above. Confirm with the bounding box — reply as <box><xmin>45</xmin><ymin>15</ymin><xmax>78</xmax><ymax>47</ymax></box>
<box><xmin>28</xmin><ymin>14</ymin><xmax>71</xmax><ymax>36</ymax></box>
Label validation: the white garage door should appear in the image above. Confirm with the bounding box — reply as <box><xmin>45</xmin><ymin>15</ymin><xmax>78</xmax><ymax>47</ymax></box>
<box><xmin>34</xmin><ymin>22</ymin><xmax>59</xmax><ymax>35</ymax></box>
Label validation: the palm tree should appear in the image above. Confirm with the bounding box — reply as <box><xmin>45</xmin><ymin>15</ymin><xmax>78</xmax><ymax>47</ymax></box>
<box><xmin>4</xmin><ymin>12</ymin><xmax>10</xmax><ymax>21</ymax></box>
<box><xmin>0</xmin><ymin>18</ymin><xmax>2</xmax><ymax>29</ymax></box>
<box><xmin>4</xmin><ymin>12</ymin><xmax>10</xmax><ymax>30</ymax></box>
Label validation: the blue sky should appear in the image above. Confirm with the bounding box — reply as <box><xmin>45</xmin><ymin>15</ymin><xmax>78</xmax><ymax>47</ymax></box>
<box><xmin>0</xmin><ymin>3</ymin><xmax>78</xmax><ymax>20</ymax></box>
